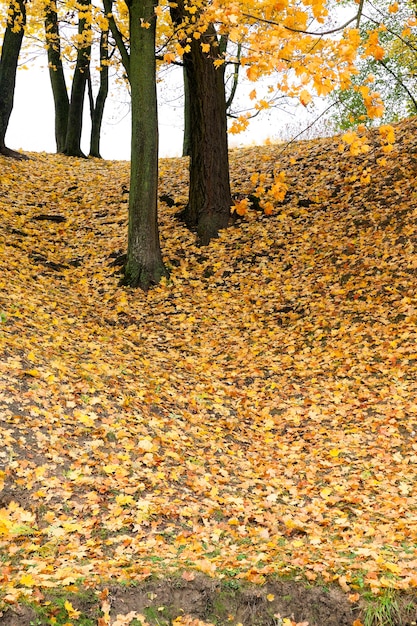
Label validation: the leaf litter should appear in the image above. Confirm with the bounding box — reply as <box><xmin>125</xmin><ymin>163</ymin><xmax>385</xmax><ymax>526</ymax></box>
<box><xmin>1</xmin><ymin>117</ymin><xmax>417</xmax><ymax>624</ymax></box>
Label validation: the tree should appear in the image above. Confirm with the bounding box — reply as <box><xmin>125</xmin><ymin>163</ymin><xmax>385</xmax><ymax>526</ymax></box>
<box><xmin>0</xmin><ymin>0</ymin><xmax>27</xmax><ymax>159</ymax></box>
<box><xmin>64</xmin><ymin>0</ymin><xmax>92</xmax><ymax>157</ymax></box>
<box><xmin>103</xmin><ymin>0</ymin><xmax>130</xmax><ymax>78</ymax></box>
<box><xmin>330</xmin><ymin>0</ymin><xmax>417</xmax><ymax>131</ymax></box>
<box><xmin>181</xmin><ymin>38</ymin><xmax>242</xmax><ymax>157</ymax></box>
<box><xmin>121</xmin><ymin>0</ymin><xmax>168</xmax><ymax>289</ymax></box>
<box><xmin>44</xmin><ymin>0</ymin><xmax>69</xmax><ymax>153</ymax></box>
<box><xmin>95</xmin><ymin>0</ymin><xmax>408</xmax><ymax>288</ymax></box>
<box><xmin>106</xmin><ymin>0</ymin><xmax>233</xmax><ymax>244</ymax></box>
<box><xmin>170</xmin><ymin>1</ymin><xmax>232</xmax><ymax>245</ymax></box>
<box><xmin>88</xmin><ymin>25</ymin><xmax>110</xmax><ymax>158</ymax></box>
<box><xmin>44</xmin><ymin>0</ymin><xmax>112</xmax><ymax>156</ymax></box>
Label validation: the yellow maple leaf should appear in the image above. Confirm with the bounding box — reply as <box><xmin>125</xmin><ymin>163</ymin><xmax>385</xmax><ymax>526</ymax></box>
<box><xmin>299</xmin><ymin>89</ymin><xmax>312</xmax><ymax>107</ymax></box>
<box><xmin>247</xmin><ymin>65</ymin><xmax>259</xmax><ymax>81</ymax></box>
<box><xmin>64</xmin><ymin>600</ymin><xmax>81</xmax><ymax>619</ymax></box>
<box><xmin>19</xmin><ymin>573</ymin><xmax>36</xmax><ymax>587</ymax></box>
<box><xmin>320</xmin><ymin>487</ymin><xmax>332</xmax><ymax>499</ymax></box>
<box><xmin>164</xmin><ymin>53</ymin><xmax>176</xmax><ymax>64</ymax></box>
<box><xmin>0</xmin><ymin>516</ymin><xmax>12</xmax><ymax>536</ymax></box>
<box><xmin>233</xmin><ymin>198</ymin><xmax>249</xmax><ymax>216</ymax></box>
<box><xmin>115</xmin><ymin>494</ymin><xmax>135</xmax><ymax>506</ymax></box>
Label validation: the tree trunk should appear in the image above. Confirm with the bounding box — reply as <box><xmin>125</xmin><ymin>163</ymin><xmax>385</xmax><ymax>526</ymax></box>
<box><xmin>64</xmin><ymin>0</ymin><xmax>91</xmax><ymax>157</ymax></box>
<box><xmin>103</xmin><ymin>0</ymin><xmax>130</xmax><ymax>79</ymax></box>
<box><xmin>44</xmin><ymin>0</ymin><xmax>69</xmax><ymax>153</ymax></box>
<box><xmin>182</xmin><ymin>64</ymin><xmax>191</xmax><ymax>157</ymax></box>
<box><xmin>0</xmin><ymin>0</ymin><xmax>27</xmax><ymax>159</ymax></box>
<box><xmin>89</xmin><ymin>27</ymin><xmax>109</xmax><ymax>158</ymax></box>
<box><xmin>121</xmin><ymin>0</ymin><xmax>168</xmax><ymax>289</ymax></box>
<box><xmin>171</xmin><ymin>3</ymin><xmax>232</xmax><ymax>245</ymax></box>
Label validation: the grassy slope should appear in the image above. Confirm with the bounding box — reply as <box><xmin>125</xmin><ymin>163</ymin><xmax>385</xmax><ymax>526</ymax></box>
<box><xmin>1</xmin><ymin>117</ymin><xmax>417</xmax><ymax>608</ymax></box>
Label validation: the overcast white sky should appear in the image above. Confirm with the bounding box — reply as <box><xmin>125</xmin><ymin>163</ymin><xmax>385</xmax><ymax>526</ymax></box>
<box><xmin>7</xmin><ymin>58</ymin><xmax>323</xmax><ymax>161</ymax></box>
<box><xmin>8</xmin><ymin>62</ymin><xmax>183</xmax><ymax>160</ymax></box>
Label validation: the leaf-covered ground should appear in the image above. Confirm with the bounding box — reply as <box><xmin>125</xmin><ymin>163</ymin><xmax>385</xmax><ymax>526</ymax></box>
<box><xmin>1</xmin><ymin>117</ymin><xmax>417</xmax><ymax>623</ymax></box>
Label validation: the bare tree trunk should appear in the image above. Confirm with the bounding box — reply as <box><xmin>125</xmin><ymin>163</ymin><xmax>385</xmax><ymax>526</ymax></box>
<box><xmin>89</xmin><ymin>27</ymin><xmax>109</xmax><ymax>158</ymax></box>
<box><xmin>171</xmin><ymin>2</ymin><xmax>232</xmax><ymax>245</ymax></box>
<box><xmin>0</xmin><ymin>0</ymin><xmax>28</xmax><ymax>159</ymax></box>
<box><xmin>121</xmin><ymin>0</ymin><xmax>168</xmax><ymax>289</ymax></box>
<box><xmin>182</xmin><ymin>65</ymin><xmax>191</xmax><ymax>157</ymax></box>
<box><xmin>44</xmin><ymin>0</ymin><xmax>69</xmax><ymax>153</ymax></box>
<box><xmin>64</xmin><ymin>0</ymin><xmax>91</xmax><ymax>157</ymax></box>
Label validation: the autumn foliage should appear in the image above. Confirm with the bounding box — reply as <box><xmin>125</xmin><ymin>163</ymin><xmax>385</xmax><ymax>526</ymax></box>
<box><xmin>1</xmin><ymin>116</ymin><xmax>417</xmax><ymax>623</ymax></box>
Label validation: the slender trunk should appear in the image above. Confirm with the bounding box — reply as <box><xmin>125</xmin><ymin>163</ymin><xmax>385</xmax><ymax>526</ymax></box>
<box><xmin>171</xmin><ymin>3</ymin><xmax>232</xmax><ymax>245</ymax></box>
<box><xmin>89</xmin><ymin>27</ymin><xmax>109</xmax><ymax>158</ymax></box>
<box><xmin>64</xmin><ymin>0</ymin><xmax>91</xmax><ymax>157</ymax></box>
<box><xmin>121</xmin><ymin>0</ymin><xmax>167</xmax><ymax>289</ymax></box>
<box><xmin>0</xmin><ymin>0</ymin><xmax>27</xmax><ymax>159</ymax></box>
<box><xmin>44</xmin><ymin>0</ymin><xmax>69</xmax><ymax>153</ymax></box>
<box><xmin>103</xmin><ymin>0</ymin><xmax>130</xmax><ymax>79</ymax></box>
<box><xmin>225</xmin><ymin>42</ymin><xmax>242</xmax><ymax>110</ymax></box>
<box><xmin>182</xmin><ymin>64</ymin><xmax>191</xmax><ymax>157</ymax></box>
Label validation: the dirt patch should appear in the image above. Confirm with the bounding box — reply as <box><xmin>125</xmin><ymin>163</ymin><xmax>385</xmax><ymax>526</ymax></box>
<box><xmin>0</xmin><ymin>604</ymin><xmax>39</xmax><ymax>626</ymax></box>
<box><xmin>108</xmin><ymin>577</ymin><xmax>357</xmax><ymax>625</ymax></box>
<box><xmin>1</xmin><ymin>575</ymin><xmax>417</xmax><ymax>625</ymax></box>
<box><xmin>0</xmin><ymin>575</ymin><xmax>382</xmax><ymax>625</ymax></box>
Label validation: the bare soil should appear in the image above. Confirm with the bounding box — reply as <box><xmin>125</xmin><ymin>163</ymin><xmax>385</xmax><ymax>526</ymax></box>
<box><xmin>1</xmin><ymin>575</ymin><xmax>417</xmax><ymax>625</ymax></box>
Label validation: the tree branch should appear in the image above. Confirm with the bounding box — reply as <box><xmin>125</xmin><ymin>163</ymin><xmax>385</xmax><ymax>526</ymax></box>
<box><xmin>226</xmin><ymin>43</ymin><xmax>241</xmax><ymax>110</ymax></box>
<box><xmin>276</xmin><ymin>101</ymin><xmax>338</xmax><ymax>156</ymax></box>
<box><xmin>378</xmin><ymin>58</ymin><xmax>417</xmax><ymax>112</ymax></box>
<box><xmin>104</xmin><ymin>0</ymin><xmax>130</xmax><ymax>78</ymax></box>
<box><xmin>242</xmin><ymin>12</ymin><xmax>359</xmax><ymax>36</ymax></box>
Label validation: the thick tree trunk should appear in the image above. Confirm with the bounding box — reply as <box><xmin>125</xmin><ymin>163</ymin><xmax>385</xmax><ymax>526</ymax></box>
<box><xmin>121</xmin><ymin>0</ymin><xmax>167</xmax><ymax>289</ymax></box>
<box><xmin>171</xmin><ymin>3</ymin><xmax>232</xmax><ymax>245</ymax></box>
<box><xmin>44</xmin><ymin>0</ymin><xmax>69</xmax><ymax>153</ymax></box>
<box><xmin>0</xmin><ymin>0</ymin><xmax>27</xmax><ymax>159</ymax></box>
<box><xmin>89</xmin><ymin>28</ymin><xmax>109</xmax><ymax>158</ymax></box>
<box><xmin>64</xmin><ymin>0</ymin><xmax>91</xmax><ymax>157</ymax></box>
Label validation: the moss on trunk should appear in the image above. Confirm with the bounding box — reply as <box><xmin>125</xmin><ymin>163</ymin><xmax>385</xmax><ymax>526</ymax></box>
<box><xmin>121</xmin><ymin>0</ymin><xmax>168</xmax><ymax>289</ymax></box>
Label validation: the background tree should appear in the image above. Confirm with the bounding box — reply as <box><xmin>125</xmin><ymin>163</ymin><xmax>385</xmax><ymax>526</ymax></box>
<box><xmin>103</xmin><ymin>0</ymin><xmax>130</xmax><ymax>78</ymax></box>
<box><xmin>330</xmin><ymin>0</ymin><xmax>417</xmax><ymax>131</ymax></box>
<box><xmin>88</xmin><ymin>23</ymin><xmax>110</xmax><ymax>157</ymax></box>
<box><xmin>0</xmin><ymin>0</ymin><xmax>27</xmax><ymax>158</ymax></box>
<box><xmin>44</xmin><ymin>0</ymin><xmax>113</xmax><ymax>156</ymax></box>
<box><xmin>44</xmin><ymin>0</ymin><xmax>69</xmax><ymax>152</ymax></box>
<box><xmin>64</xmin><ymin>0</ymin><xmax>92</xmax><ymax>156</ymax></box>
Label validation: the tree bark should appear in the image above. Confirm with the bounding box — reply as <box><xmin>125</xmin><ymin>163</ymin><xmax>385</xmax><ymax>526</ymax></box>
<box><xmin>44</xmin><ymin>0</ymin><xmax>69</xmax><ymax>153</ymax></box>
<box><xmin>171</xmin><ymin>2</ymin><xmax>232</xmax><ymax>245</ymax></box>
<box><xmin>0</xmin><ymin>0</ymin><xmax>28</xmax><ymax>159</ymax></box>
<box><xmin>89</xmin><ymin>27</ymin><xmax>109</xmax><ymax>158</ymax></box>
<box><xmin>103</xmin><ymin>0</ymin><xmax>130</xmax><ymax>79</ymax></box>
<box><xmin>64</xmin><ymin>0</ymin><xmax>92</xmax><ymax>157</ymax></box>
<box><xmin>121</xmin><ymin>0</ymin><xmax>168</xmax><ymax>289</ymax></box>
<box><xmin>182</xmin><ymin>64</ymin><xmax>191</xmax><ymax>157</ymax></box>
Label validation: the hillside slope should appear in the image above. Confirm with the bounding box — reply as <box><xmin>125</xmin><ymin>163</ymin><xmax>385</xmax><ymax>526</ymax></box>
<box><xmin>1</xmin><ymin>117</ymin><xmax>417</xmax><ymax>610</ymax></box>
